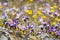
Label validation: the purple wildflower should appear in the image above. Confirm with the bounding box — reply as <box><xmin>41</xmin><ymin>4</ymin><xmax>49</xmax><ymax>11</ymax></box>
<box><xmin>39</xmin><ymin>0</ymin><xmax>43</xmax><ymax>2</ymax></box>
<box><xmin>19</xmin><ymin>0</ymin><xmax>23</xmax><ymax>2</ymax></box>
<box><xmin>9</xmin><ymin>23</ymin><xmax>17</xmax><ymax>27</ymax></box>
<box><xmin>3</xmin><ymin>2</ymin><xmax>8</xmax><ymax>6</ymax></box>
<box><xmin>16</xmin><ymin>12</ymin><xmax>24</xmax><ymax>18</ymax></box>
<box><xmin>52</xmin><ymin>27</ymin><xmax>57</xmax><ymax>31</ymax></box>
<box><xmin>23</xmin><ymin>6</ymin><xmax>27</xmax><ymax>11</ymax></box>
<box><xmin>9</xmin><ymin>8</ymin><xmax>13</xmax><ymax>11</ymax></box>
<box><xmin>5</xmin><ymin>21</ymin><xmax>10</xmax><ymax>25</ymax></box>
<box><xmin>19</xmin><ymin>25</ymin><xmax>26</xmax><ymax>30</ymax></box>
<box><xmin>43</xmin><ymin>3</ymin><xmax>50</xmax><ymax>6</ymax></box>
<box><xmin>25</xmin><ymin>26</ymin><xmax>29</xmax><ymax>30</ymax></box>
<box><xmin>3</xmin><ymin>13</ymin><xmax>8</xmax><ymax>19</ymax></box>
<box><xmin>13</xmin><ymin>19</ymin><xmax>20</xmax><ymax>24</ymax></box>
<box><xmin>22</xmin><ymin>16</ymin><xmax>28</xmax><ymax>20</ymax></box>
<box><xmin>42</xmin><ymin>28</ymin><xmax>46</xmax><ymax>33</ymax></box>
<box><xmin>39</xmin><ymin>25</ymin><xmax>44</xmax><ymax>28</ymax></box>
<box><xmin>56</xmin><ymin>30</ymin><xmax>60</xmax><ymax>36</ymax></box>
<box><xmin>48</xmin><ymin>27</ymin><xmax>52</xmax><ymax>32</ymax></box>
<box><xmin>29</xmin><ymin>24</ymin><xmax>34</xmax><ymax>28</ymax></box>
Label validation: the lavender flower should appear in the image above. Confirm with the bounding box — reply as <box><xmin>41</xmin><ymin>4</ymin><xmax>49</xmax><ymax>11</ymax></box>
<box><xmin>56</xmin><ymin>30</ymin><xmax>60</xmax><ymax>36</ymax></box>
<box><xmin>5</xmin><ymin>21</ymin><xmax>10</xmax><ymax>25</ymax></box>
<box><xmin>23</xmin><ymin>6</ymin><xmax>27</xmax><ymax>11</ymax></box>
<box><xmin>3</xmin><ymin>2</ymin><xmax>8</xmax><ymax>6</ymax></box>
<box><xmin>9</xmin><ymin>23</ymin><xmax>17</xmax><ymax>28</ymax></box>
<box><xmin>39</xmin><ymin>18</ymin><xmax>43</xmax><ymax>23</ymax></box>
<box><xmin>22</xmin><ymin>16</ymin><xmax>29</xmax><ymax>22</ymax></box>
<box><xmin>25</xmin><ymin>27</ymin><xmax>29</xmax><ymax>30</ymax></box>
<box><xmin>13</xmin><ymin>19</ymin><xmax>20</xmax><ymax>24</ymax></box>
<box><xmin>52</xmin><ymin>27</ymin><xmax>57</xmax><ymax>32</ymax></box>
<box><xmin>3</xmin><ymin>13</ymin><xmax>8</xmax><ymax>19</ymax></box>
<box><xmin>19</xmin><ymin>0</ymin><xmax>23</xmax><ymax>2</ymax></box>
<box><xmin>9</xmin><ymin>8</ymin><xmax>13</xmax><ymax>12</ymax></box>
<box><xmin>43</xmin><ymin>3</ymin><xmax>50</xmax><ymax>6</ymax></box>
<box><xmin>39</xmin><ymin>25</ymin><xmax>44</xmax><ymax>28</ymax></box>
<box><xmin>19</xmin><ymin>25</ymin><xmax>26</xmax><ymax>30</ymax></box>
<box><xmin>22</xmin><ymin>16</ymin><xmax>28</xmax><ymax>20</ymax></box>
<box><xmin>48</xmin><ymin>27</ymin><xmax>52</xmax><ymax>32</ymax></box>
<box><xmin>29</xmin><ymin>24</ymin><xmax>34</xmax><ymax>28</ymax></box>
<box><xmin>39</xmin><ymin>0</ymin><xmax>43</xmax><ymax>2</ymax></box>
<box><xmin>42</xmin><ymin>28</ymin><xmax>46</xmax><ymax>33</ymax></box>
<box><xmin>16</xmin><ymin>12</ymin><xmax>24</xmax><ymax>18</ymax></box>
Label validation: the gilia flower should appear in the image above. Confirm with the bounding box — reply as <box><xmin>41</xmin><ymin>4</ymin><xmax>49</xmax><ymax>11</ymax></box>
<box><xmin>13</xmin><ymin>19</ymin><xmax>20</xmax><ymax>24</ymax></box>
<box><xmin>56</xmin><ymin>30</ymin><xmax>60</xmax><ymax>36</ymax></box>
<box><xmin>3</xmin><ymin>2</ymin><xmax>8</xmax><ymax>6</ymax></box>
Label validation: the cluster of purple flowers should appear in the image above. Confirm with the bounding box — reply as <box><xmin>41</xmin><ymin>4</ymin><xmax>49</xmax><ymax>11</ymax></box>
<box><xmin>0</xmin><ymin>0</ymin><xmax>60</xmax><ymax>39</ymax></box>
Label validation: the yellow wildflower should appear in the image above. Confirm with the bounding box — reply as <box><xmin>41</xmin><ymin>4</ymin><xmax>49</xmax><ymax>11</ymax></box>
<box><xmin>53</xmin><ymin>5</ymin><xmax>57</xmax><ymax>8</ymax></box>
<box><xmin>16</xmin><ymin>28</ymin><xmax>18</xmax><ymax>30</ymax></box>
<box><xmin>20</xmin><ymin>31</ymin><xmax>24</xmax><ymax>35</ymax></box>
<box><xmin>55</xmin><ymin>18</ymin><xmax>59</xmax><ymax>21</ymax></box>
<box><xmin>39</xmin><ymin>6</ymin><xmax>43</xmax><ymax>10</ymax></box>
<box><xmin>30</xmin><ymin>28</ymin><xmax>32</xmax><ymax>30</ymax></box>
<box><xmin>52</xmin><ymin>22</ymin><xmax>56</xmax><ymax>25</ymax></box>
<box><xmin>32</xmin><ymin>15</ymin><xmax>37</xmax><ymax>18</ymax></box>
<box><xmin>13</xmin><ymin>5</ymin><xmax>16</xmax><ymax>9</ymax></box>
<box><xmin>51</xmin><ymin>9</ymin><xmax>55</xmax><ymax>12</ymax></box>
<box><xmin>58</xmin><ymin>19</ymin><xmax>60</xmax><ymax>21</ymax></box>
<box><xmin>59</xmin><ymin>8</ymin><xmax>60</xmax><ymax>10</ymax></box>
<box><xmin>42</xmin><ymin>15</ymin><xmax>47</xmax><ymax>19</ymax></box>
<box><xmin>0</xmin><ymin>4</ymin><xmax>3</xmax><ymax>8</ymax></box>
<box><xmin>51</xmin><ymin>32</ymin><xmax>55</xmax><ymax>35</ymax></box>
<box><xmin>37</xmin><ymin>10</ymin><xmax>42</xmax><ymax>16</ymax></box>
<box><xmin>29</xmin><ymin>0</ymin><xmax>33</xmax><ymax>2</ymax></box>
<box><xmin>26</xmin><ymin>10</ymin><xmax>32</xmax><ymax>15</ymax></box>
<box><xmin>18</xmin><ymin>24</ymin><xmax>21</xmax><ymax>27</ymax></box>
<box><xmin>8</xmin><ymin>19</ymin><xmax>13</xmax><ymax>22</ymax></box>
<box><xmin>55</xmin><ymin>18</ymin><xmax>60</xmax><ymax>21</ymax></box>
